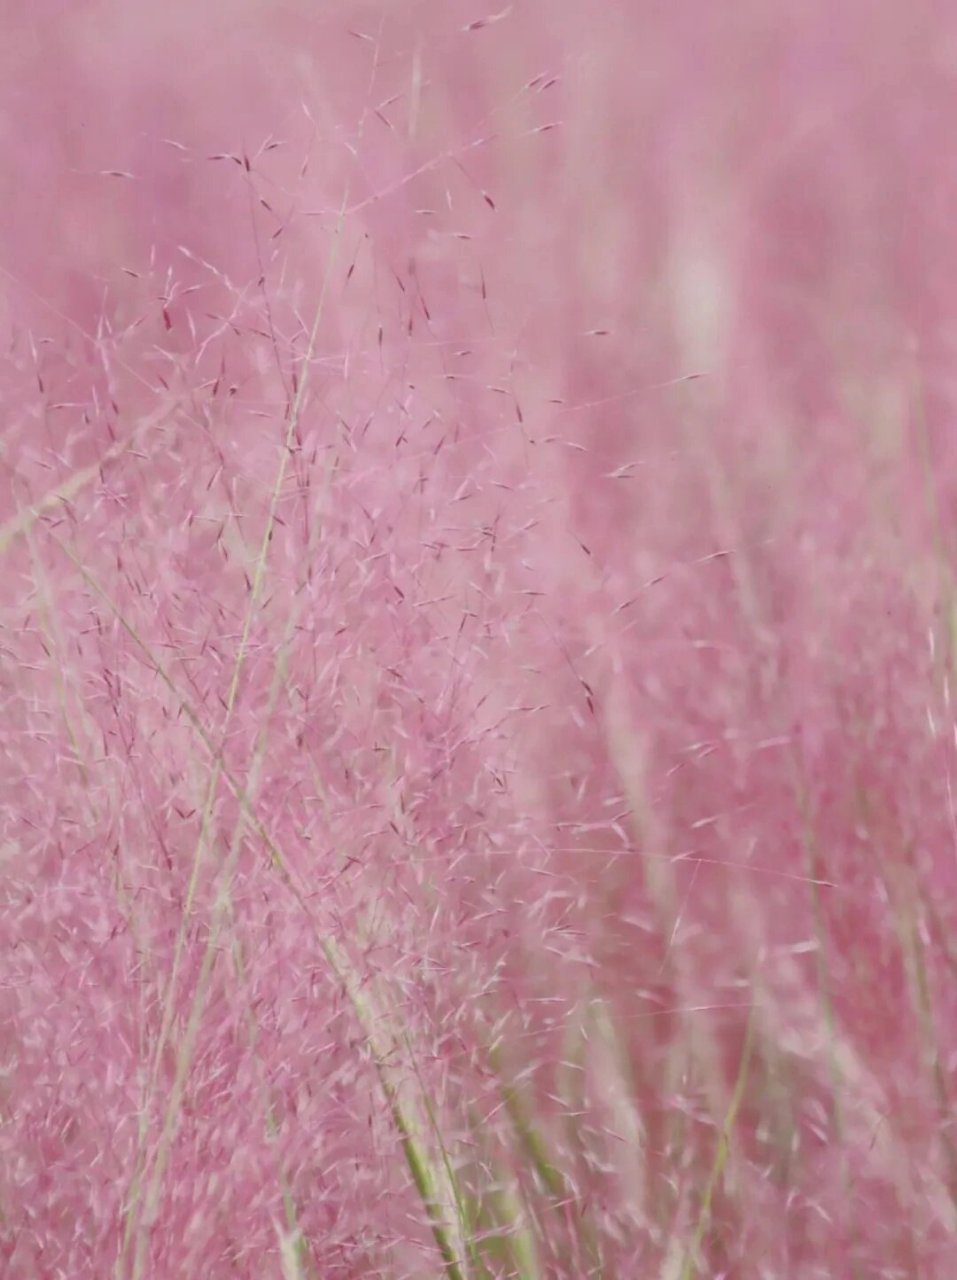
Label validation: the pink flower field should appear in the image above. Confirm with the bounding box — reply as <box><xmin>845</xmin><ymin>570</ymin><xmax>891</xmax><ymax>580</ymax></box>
<box><xmin>4</xmin><ymin>2</ymin><xmax>957</xmax><ymax>1276</ymax></box>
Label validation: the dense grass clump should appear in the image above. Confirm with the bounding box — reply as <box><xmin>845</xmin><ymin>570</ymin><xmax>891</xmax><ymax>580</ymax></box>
<box><xmin>5</xmin><ymin>3</ymin><xmax>957</xmax><ymax>1276</ymax></box>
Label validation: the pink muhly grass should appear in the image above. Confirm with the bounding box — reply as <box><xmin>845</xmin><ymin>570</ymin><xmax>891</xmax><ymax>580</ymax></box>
<box><xmin>4</xmin><ymin>2</ymin><xmax>957</xmax><ymax>1278</ymax></box>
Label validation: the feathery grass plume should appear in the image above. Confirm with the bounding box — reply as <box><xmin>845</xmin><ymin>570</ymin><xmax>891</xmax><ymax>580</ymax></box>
<box><xmin>5</xmin><ymin>2</ymin><xmax>957</xmax><ymax>1277</ymax></box>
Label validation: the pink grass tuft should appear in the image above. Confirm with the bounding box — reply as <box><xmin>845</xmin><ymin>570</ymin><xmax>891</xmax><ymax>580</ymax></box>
<box><xmin>4</xmin><ymin>3</ymin><xmax>957</xmax><ymax>1277</ymax></box>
